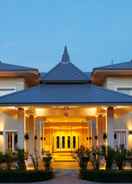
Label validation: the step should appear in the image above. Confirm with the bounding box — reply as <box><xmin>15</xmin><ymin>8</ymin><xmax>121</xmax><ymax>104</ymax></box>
<box><xmin>53</xmin><ymin>152</ymin><xmax>76</xmax><ymax>162</ymax></box>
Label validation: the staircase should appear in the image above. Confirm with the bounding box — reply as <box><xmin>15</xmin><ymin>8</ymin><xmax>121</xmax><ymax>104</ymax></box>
<box><xmin>53</xmin><ymin>152</ymin><xmax>76</xmax><ymax>162</ymax></box>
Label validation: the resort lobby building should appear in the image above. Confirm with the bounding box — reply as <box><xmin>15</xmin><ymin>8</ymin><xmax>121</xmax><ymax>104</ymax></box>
<box><xmin>0</xmin><ymin>47</ymin><xmax>132</xmax><ymax>161</ymax></box>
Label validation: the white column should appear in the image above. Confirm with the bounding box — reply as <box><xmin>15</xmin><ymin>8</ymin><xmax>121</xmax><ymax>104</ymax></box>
<box><xmin>17</xmin><ymin>108</ymin><xmax>24</xmax><ymax>150</ymax></box>
<box><xmin>107</xmin><ymin>107</ymin><xmax>114</xmax><ymax>148</ymax></box>
<box><xmin>92</xmin><ymin>119</ymin><xmax>97</xmax><ymax>148</ymax></box>
<box><xmin>3</xmin><ymin>132</ymin><xmax>6</xmax><ymax>154</ymax></box>
<box><xmin>35</xmin><ymin>118</ymin><xmax>41</xmax><ymax>156</ymax></box>
<box><xmin>29</xmin><ymin>115</ymin><xmax>35</xmax><ymax>155</ymax></box>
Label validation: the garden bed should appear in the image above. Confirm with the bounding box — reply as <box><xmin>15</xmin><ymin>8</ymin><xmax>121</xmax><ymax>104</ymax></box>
<box><xmin>80</xmin><ymin>169</ymin><xmax>132</xmax><ymax>183</ymax></box>
<box><xmin>0</xmin><ymin>170</ymin><xmax>54</xmax><ymax>183</ymax></box>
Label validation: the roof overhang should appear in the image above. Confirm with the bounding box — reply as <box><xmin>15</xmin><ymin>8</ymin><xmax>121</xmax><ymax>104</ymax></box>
<box><xmin>92</xmin><ymin>69</ymin><xmax>132</xmax><ymax>85</ymax></box>
<box><xmin>0</xmin><ymin>83</ymin><xmax>132</xmax><ymax>106</ymax></box>
<box><xmin>0</xmin><ymin>70</ymin><xmax>39</xmax><ymax>86</ymax></box>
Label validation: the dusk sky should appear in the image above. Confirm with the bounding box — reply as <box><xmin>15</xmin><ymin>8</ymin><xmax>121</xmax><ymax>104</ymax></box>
<box><xmin>0</xmin><ymin>0</ymin><xmax>132</xmax><ymax>72</ymax></box>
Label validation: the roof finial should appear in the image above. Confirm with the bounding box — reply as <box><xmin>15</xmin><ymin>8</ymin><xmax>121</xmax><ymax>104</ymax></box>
<box><xmin>61</xmin><ymin>46</ymin><xmax>70</xmax><ymax>64</ymax></box>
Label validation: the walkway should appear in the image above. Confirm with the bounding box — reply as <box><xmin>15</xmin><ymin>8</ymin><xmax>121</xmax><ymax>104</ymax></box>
<box><xmin>11</xmin><ymin>170</ymin><xmax>131</xmax><ymax>184</ymax></box>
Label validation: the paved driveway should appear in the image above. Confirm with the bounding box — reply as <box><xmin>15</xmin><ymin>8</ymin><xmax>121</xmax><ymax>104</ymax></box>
<box><xmin>12</xmin><ymin>170</ymin><xmax>131</xmax><ymax>184</ymax></box>
<box><xmin>17</xmin><ymin>175</ymin><xmax>130</xmax><ymax>184</ymax></box>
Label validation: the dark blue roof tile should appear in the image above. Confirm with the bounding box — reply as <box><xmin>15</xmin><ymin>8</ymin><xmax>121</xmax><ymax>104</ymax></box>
<box><xmin>94</xmin><ymin>61</ymin><xmax>132</xmax><ymax>71</ymax></box>
<box><xmin>44</xmin><ymin>47</ymin><xmax>88</xmax><ymax>83</ymax></box>
<box><xmin>0</xmin><ymin>61</ymin><xmax>38</xmax><ymax>71</ymax></box>
<box><xmin>0</xmin><ymin>83</ymin><xmax>132</xmax><ymax>105</ymax></box>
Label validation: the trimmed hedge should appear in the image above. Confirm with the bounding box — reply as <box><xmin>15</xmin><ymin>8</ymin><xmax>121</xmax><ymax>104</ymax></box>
<box><xmin>80</xmin><ymin>169</ymin><xmax>132</xmax><ymax>183</ymax></box>
<box><xmin>0</xmin><ymin>170</ymin><xmax>53</xmax><ymax>183</ymax></box>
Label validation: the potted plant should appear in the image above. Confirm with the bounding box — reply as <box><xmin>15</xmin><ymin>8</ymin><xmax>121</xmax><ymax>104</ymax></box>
<box><xmin>77</xmin><ymin>145</ymin><xmax>90</xmax><ymax>170</ymax></box>
<box><xmin>104</xmin><ymin>146</ymin><xmax>116</xmax><ymax>170</ymax></box>
<box><xmin>4</xmin><ymin>150</ymin><xmax>14</xmax><ymax>170</ymax></box>
<box><xmin>17</xmin><ymin>149</ymin><xmax>26</xmax><ymax>170</ymax></box>
<box><xmin>43</xmin><ymin>153</ymin><xmax>52</xmax><ymax>171</ymax></box>
<box><xmin>114</xmin><ymin>147</ymin><xmax>127</xmax><ymax>170</ymax></box>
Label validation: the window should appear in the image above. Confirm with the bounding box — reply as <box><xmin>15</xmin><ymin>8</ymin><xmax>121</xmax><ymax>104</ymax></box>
<box><xmin>114</xmin><ymin>130</ymin><xmax>127</xmax><ymax>149</ymax></box>
<box><xmin>62</xmin><ymin>136</ymin><xmax>65</xmax><ymax>148</ymax></box>
<box><xmin>5</xmin><ymin>131</ymin><xmax>18</xmax><ymax>152</ymax></box>
<box><xmin>56</xmin><ymin>136</ymin><xmax>60</xmax><ymax>148</ymax></box>
<box><xmin>73</xmin><ymin>136</ymin><xmax>76</xmax><ymax>149</ymax></box>
<box><xmin>0</xmin><ymin>88</ymin><xmax>16</xmax><ymax>96</ymax></box>
<box><xmin>67</xmin><ymin>136</ymin><xmax>70</xmax><ymax>148</ymax></box>
<box><xmin>117</xmin><ymin>88</ymin><xmax>132</xmax><ymax>96</ymax></box>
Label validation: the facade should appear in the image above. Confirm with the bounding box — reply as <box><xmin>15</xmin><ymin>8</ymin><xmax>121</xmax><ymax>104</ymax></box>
<box><xmin>0</xmin><ymin>47</ymin><xmax>132</xmax><ymax>161</ymax></box>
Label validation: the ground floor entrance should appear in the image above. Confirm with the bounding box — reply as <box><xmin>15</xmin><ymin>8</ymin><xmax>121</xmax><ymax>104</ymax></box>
<box><xmin>44</xmin><ymin>122</ymin><xmax>89</xmax><ymax>157</ymax></box>
<box><xmin>53</xmin><ymin>133</ymin><xmax>79</xmax><ymax>152</ymax></box>
<box><xmin>22</xmin><ymin>105</ymin><xmax>132</xmax><ymax>163</ymax></box>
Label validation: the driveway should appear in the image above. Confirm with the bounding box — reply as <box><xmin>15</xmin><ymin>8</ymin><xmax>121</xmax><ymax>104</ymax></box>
<box><xmin>13</xmin><ymin>169</ymin><xmax>131</xmax><ymax>184</ymax></box>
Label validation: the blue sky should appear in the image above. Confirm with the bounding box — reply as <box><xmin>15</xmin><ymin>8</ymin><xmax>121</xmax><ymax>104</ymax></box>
<box><xmin>0</xmin><ymin>0</ymin><xmax>132</xmax><ymax>72</ymax></box>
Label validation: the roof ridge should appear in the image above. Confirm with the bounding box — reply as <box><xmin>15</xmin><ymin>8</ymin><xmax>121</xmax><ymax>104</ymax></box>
<box><xmin>0</xmin><ymin>61</ymin><xmax>38</xmax><ymax>71</ymax></box>
<box><xmin>93</xmin><ymin>60</ymin><xmax>132</xmax><ymax>71</ymax></box>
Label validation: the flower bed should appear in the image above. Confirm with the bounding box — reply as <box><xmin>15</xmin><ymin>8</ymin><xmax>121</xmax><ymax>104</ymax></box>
<box><xmin>80</xmin><ymin>170</ymin><xmax>132</xmax><ymax>183</ymax></box>
<box><xmin>0</xmin><ymin>170</ymin><xmax>53</xmax><ymax>183</ymax></box>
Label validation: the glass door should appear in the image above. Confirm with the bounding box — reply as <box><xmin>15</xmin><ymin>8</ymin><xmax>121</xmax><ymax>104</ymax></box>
<box><xmin>54</xmin><ymin>134</ymin><xmax>79</xmax><ymax>152</ymax></box>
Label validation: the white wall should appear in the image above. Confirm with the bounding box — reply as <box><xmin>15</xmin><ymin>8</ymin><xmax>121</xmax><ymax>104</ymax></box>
<box><xmin>104</xmin><ymin>77</ymin><xmax>132</xmax><ymax>93</ymax></box>
<box><xmin>0</xmin><ymin>78</ymin><xmax>25</xmax><ymax>96</ymax></box>
<box><xmin>104</xmin><ymin>77</ymin><xmax>132</xmax><ymax>149</ymax></box>
<box><xmin>0</xmin><ymin>110</ymin><xmax>24</xmax><ymax>153</ymax></box>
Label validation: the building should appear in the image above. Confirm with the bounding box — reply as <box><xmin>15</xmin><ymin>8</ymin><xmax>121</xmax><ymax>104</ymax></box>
<box><xmin>0</xmin><ymin>47</ymin><xmax>132</xmax><ymax>161</ymax></box>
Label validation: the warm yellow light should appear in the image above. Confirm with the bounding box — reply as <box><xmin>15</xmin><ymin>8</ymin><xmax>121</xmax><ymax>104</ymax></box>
<box><xmin>84</xmin><ymin>107</ymin><xmax>97</xmax><ymax>116</ymax></box>
<box><xmin>0</xmin><ymin>106</ymin><xmax>17</xmax><ymax>110</ymax></box>
<box><xmin>35</xmin><ymin>108</ymin><xmax>46</xmax><ymax>116</ymax></box>
<box><xmin>127</xmin><ymin>120</ymin><xmax>132</xmax><ymax>130</ymax></box>
<box><xmin>128</xmin><ymin>135</ymin><xmax>132</xmax><ymax>150</ymax></box>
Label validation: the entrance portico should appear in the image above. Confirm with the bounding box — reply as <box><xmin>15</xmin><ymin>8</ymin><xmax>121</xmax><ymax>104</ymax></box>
<box><xmin>21</xmin><ymin>105</ymin><xmax>132</xmax><ymax>160</ymax></box>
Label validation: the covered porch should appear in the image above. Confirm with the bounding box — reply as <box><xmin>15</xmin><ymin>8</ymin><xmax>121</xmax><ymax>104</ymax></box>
<box><xmin>0</xmin><ymin>104</ymin><xmax>132</xmax><ymax>163</ymax></box>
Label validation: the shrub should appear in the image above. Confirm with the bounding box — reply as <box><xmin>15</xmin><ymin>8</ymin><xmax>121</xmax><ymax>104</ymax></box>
<box><xmin>17</xmin><ymin>149</ymin><xmax>26</xmax><ymax>170</ymax></box>
<box><xmin>77</xmin><ymin>145</ymin><xmax>90</xmax><ymax>170</ymax></box>
<box><xmin>4</xmin><ymin>151</ymin><xmax>14</xmax><ymax>170</ymax></box>
<box><xmin>80</xmin><ymin>170</ymin><xmax>132</xmax><ymax>182</ymax></box>
<box><xmin>90</xmin><ymin>147</ymin><xmax>100</xmax><ymax>170</ymax></box>
<box><xmin>114</xmin><ymin>147</ymin><xmax>127</xmax><ymax>170</ymax></box>
<box><xmin>43</xmin><ymin>153</ymin><xmax>52</xmax><ymax>171</ymax></box>
<box><xmin>0</xmin><ymin>152</ymin><xmax>4</xmax><ymax>163</ymax></box>
<box><xmin>0</xmin><ymin>170</ymin><xmax>53</xmax><ymax>182</ymax></box>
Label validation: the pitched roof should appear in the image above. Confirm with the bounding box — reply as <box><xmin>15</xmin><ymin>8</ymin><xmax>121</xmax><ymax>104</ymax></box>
<box><xmin>0</xmin><ymin>83</ymin><xmax>132</xmax><ymax>105</ymax></box>
<box><xmin>40</xmin><ymin>72</ymin><xmax>91</xmax><ymax>81</ymax></box>
<box><xmin>93</xmin><ymin>61</ymin><xmax>132</xmax><ymax>71</ymax></box>
<box><xmin>0</xmin><ymin>61</ymin><xmax>38</xmax><ymax>71</ymax></box>
<box><xmin>44</xmin><ymin>46</ymin><xmax>88</xmax><ymax>83</ymax></box>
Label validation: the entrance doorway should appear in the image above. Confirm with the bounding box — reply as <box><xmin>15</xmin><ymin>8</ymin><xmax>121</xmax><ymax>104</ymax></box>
<box><xmin>53</xmin><ymin>128</ymin><xmax>79</xmax><ymax>152</ymax></box>
<box><xmin>43</xmin><ymin>124</ymin><xmax>89</xmax><ymax>154</ymax></box>
<box><xmin>54</xmin><ymin>134</ymin><xmax>79</xmax><ymax>152</ymax></box>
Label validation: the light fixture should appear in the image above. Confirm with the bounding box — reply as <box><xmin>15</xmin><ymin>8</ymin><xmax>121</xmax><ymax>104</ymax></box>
<box><xmin>129</xmin><ymin>130</ymin><xmax>132</xmax><ymax>135</ymax></box>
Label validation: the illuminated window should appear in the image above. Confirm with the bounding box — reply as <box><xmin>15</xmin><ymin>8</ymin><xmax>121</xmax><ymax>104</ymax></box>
<box><xmin>73</xmin><ymin>136</ymin><xmax>76</xmax><ymax>149</ymax></box>
<box><xmin>114</xmin><ymin>130</ymin><xmax>127</xmax><ymax>148</ymax></box>
<box><xmin>62</xmin><ymin>136</ymin><xmax>65</xmax><ymax>148</ymax></box>
<box><xmin>56</xmin><ymin>136</ymin><xmax>60</xmax><ymax>148</ymax></box>
<box><xmin>5</xmin><ymin>131</ymin><xmax>18</xmax><ymax>152</ymax></box>
<box><xmin>67</xmin><ymin>136</ymin><xmax>70</xmax><ymax>148</ymax></box>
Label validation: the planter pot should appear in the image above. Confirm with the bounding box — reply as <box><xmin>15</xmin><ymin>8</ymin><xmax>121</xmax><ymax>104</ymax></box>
<box><xmin>43</xmin><ymin>156</ymin><xmax>52</xmax><ymax>171</ymax></box>
<box><xmin>79</xmin><ymin>156</ymin><xmax>89</xmax><ymax>169</ymax></box>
